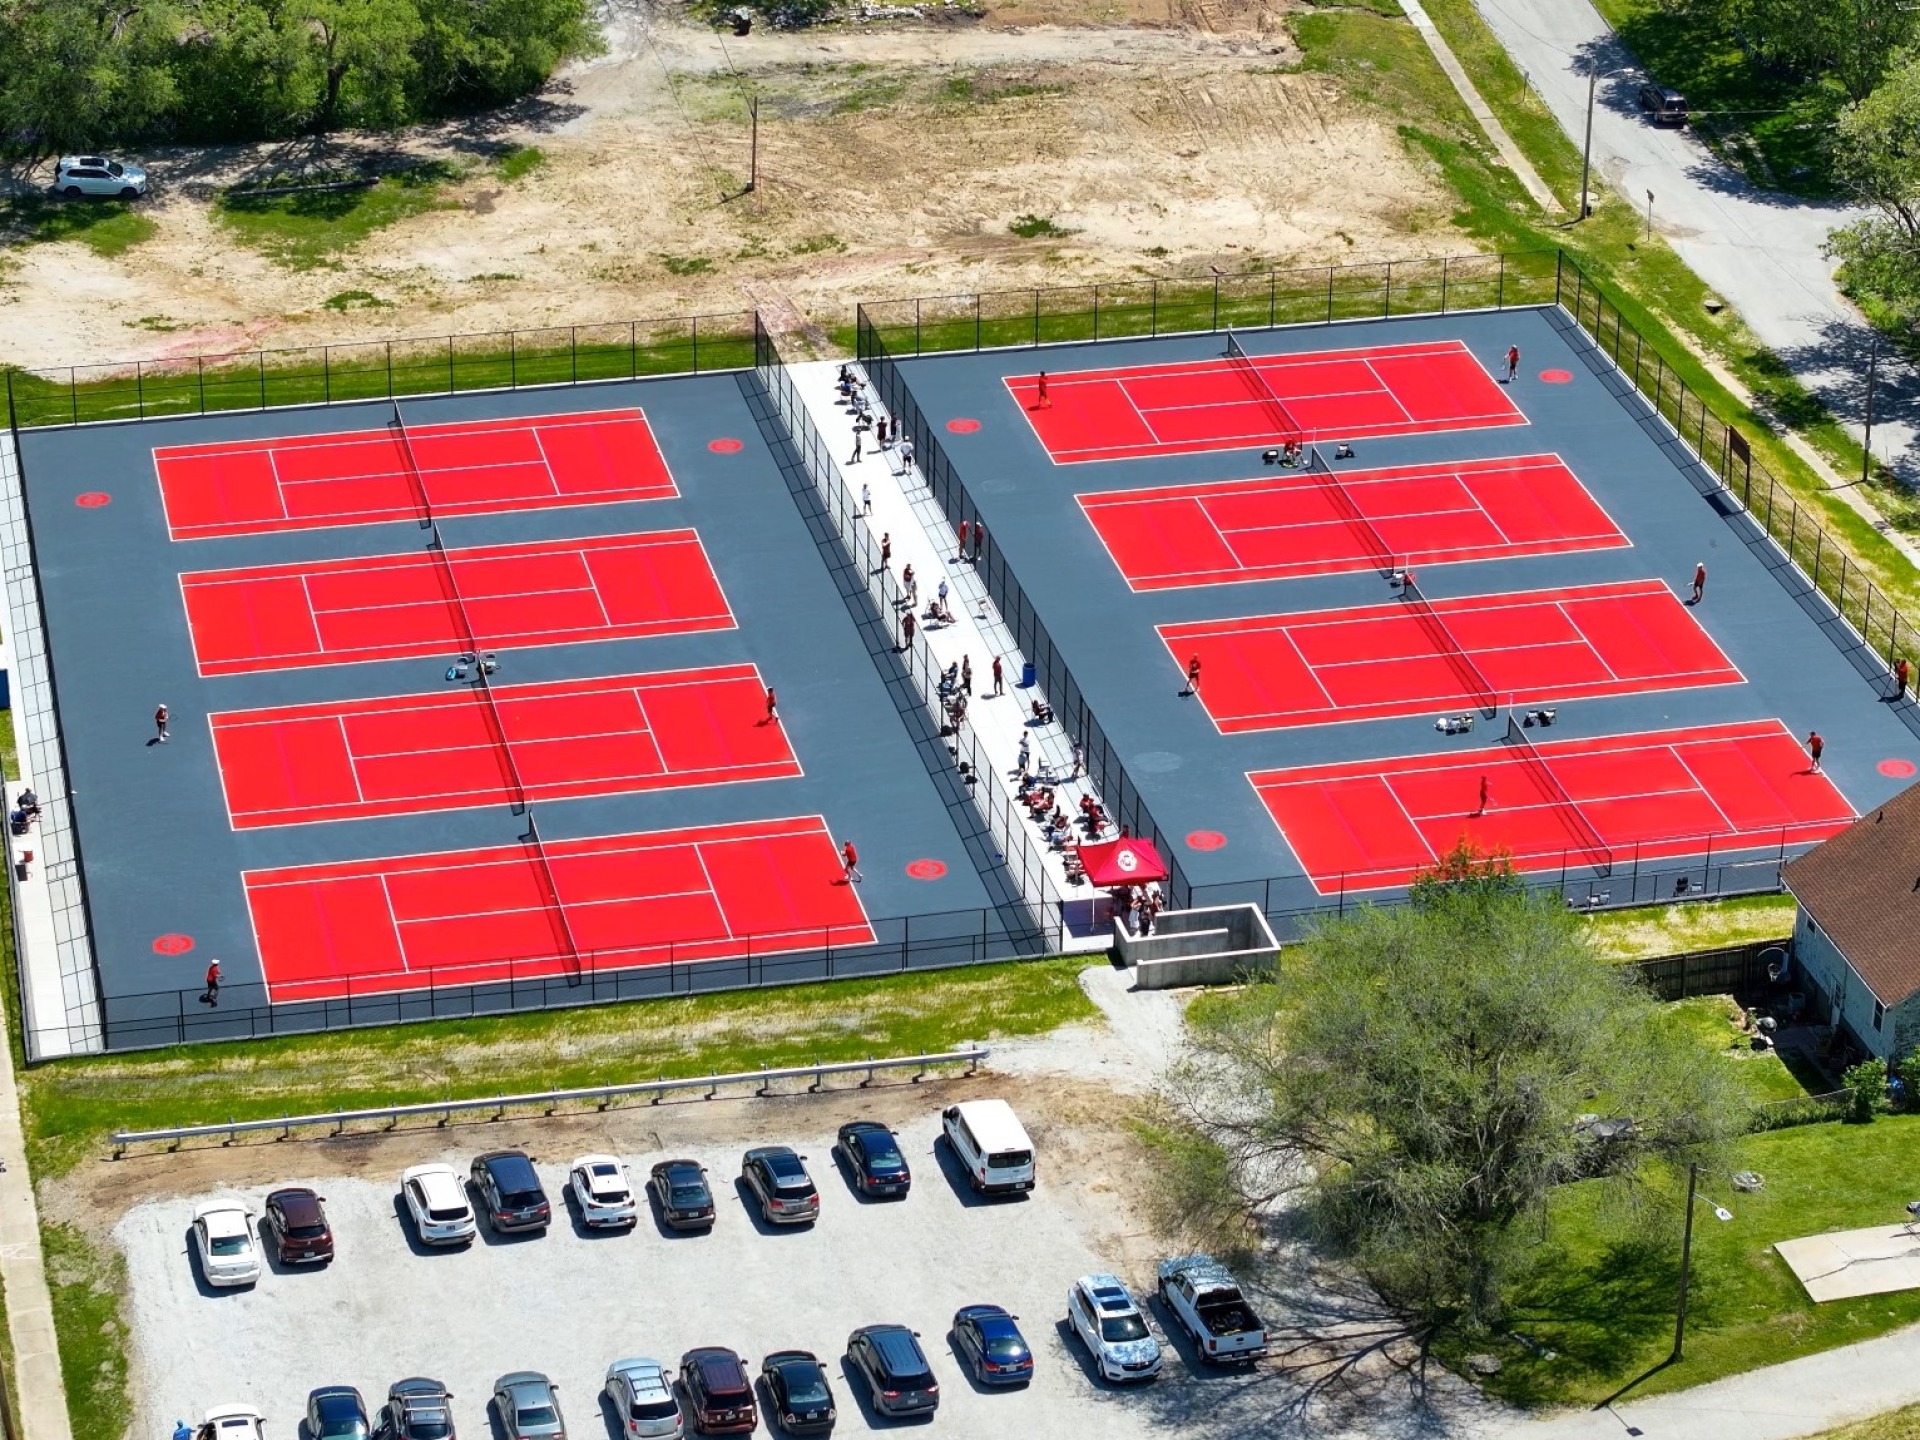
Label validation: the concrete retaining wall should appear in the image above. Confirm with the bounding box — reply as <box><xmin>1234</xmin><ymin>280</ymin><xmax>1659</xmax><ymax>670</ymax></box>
<box><xmin>1114</xmin><ymin>904</ymin><xmax>1281</xmax><ymax>989</ymax></box>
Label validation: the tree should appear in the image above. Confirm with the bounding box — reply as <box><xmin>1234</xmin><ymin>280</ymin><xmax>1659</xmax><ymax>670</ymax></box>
<box><xmin>1826</xmin><ymin>51</ymin><xmax>1920</xmax><ymax>333</ymax></box>
<box><xmin>1727</xmin><ymin>0</ymin><xmax>1917</xmax><ymax>99</ymax></box>
<box><xmin>1172</xmin><ymin>887</ymin><xmax>1738</xmax><ymax>1345</ymax></box>
<box><xmin>414</xmin><ymin>0</ymin><xmax>603</xmax><ymax>114</ymax></box>
<box><xmin>0</xmin><ymin>0</ymin><xmax>179</xmax><ymax>157</ymax></box>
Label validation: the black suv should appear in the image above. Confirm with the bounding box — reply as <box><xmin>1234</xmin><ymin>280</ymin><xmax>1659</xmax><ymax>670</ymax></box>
<box><xmin>649</xmin><ymin>1159</ymin><xmax>716</xmax><ymax>1230</ymax></box>
<box><xmin>678</xmin><ymin>1347</ymin><xmax>756</xmax><ymax>1434</ymax></box>
<box><xmin>1637</xmin><ymin>83</ymin><xmax>1687</xmax><ymax>126</ymax></box>
<box><xmin>377</xmin><ymin>1378</ymin><xmax>455</xmax><ymax>1440</ymax></box>
<box><xmin>835</xmin><ymin>1121</ymin><xmax>911</xmax><ymax>1198</ymax></box>
<box><xmin>741</xmin><ymin>1146</ymin><xmax>819</xmax><ymax>1225</ymax></box>
<box><xmin>760</xmin><ymin>1351</ymin><xmax>836</xmax><ymax>1435</ymax></box>
<box><xmin>845</xmin><ymin>1325</ymin><xmax>939</xmax><ymax>1418</ymax></box>
<box><xmin>469</xmin><ymin>1151</ymin><xmax>551</xmax><ymax>1233</ymax></box>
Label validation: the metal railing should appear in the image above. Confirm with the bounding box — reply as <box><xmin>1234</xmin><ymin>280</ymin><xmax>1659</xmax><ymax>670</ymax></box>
<box><xmin>4</xmin><ymin>311</ymin><xmax>758</xmax><ymax>429</ymax></box>
<box><xmin>109</xmin><ymin>1046</ymin><xmax>990</xmax><ymax>1154</ymax></box>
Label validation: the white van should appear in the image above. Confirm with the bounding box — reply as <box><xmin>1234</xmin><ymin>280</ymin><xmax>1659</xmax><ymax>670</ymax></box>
<box><xmin>942</xmin><ymin>1099</ymin><xmax>1035</xmax><ymax>1194</ymax></box>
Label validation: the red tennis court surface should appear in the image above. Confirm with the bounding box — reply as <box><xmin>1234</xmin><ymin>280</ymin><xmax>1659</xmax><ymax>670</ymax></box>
<box><xmin>244</xmin><ymin>815</ymin><xmax>872</xmax><ymax>1001</ymax></box>
<box><xmin>212</xmin><ymin>665</ymin><xmax>797</xmax><ymax>828</ymax></box>
<box><xmin>1079</xmin><ymin>454</ymin><xmax>1626</xmax><ymax>589</ymax></box>
<box><xmin>1250</xmin><ymin>720</ymin><xmax>1854</xmax><ymax>893</ymax></box>
<box><xmin>1006</xmin><ymin>340</ymin><xmax>1525</xmax><ymax>463</ymax></box>
<box><xmin>181</xmin><ymin>530</ymin><xmax>733</xmax><ymax>676</ymax></box>
<box><xmin>1160</xmin><ymin>579</ymin><xmax>1742</xmax><ymax>732</ymax></box>
<box><xmin>155</xmin><ymin>409</ymin><xmax>675</xmax><ymax>540</ymax></box>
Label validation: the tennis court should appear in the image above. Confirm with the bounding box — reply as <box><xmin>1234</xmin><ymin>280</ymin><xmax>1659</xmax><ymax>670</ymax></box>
<box><xmin>211</xmin><ymin>665</ymin><xmax>798</xmax><ymax>828</ymax></box>
<box><xmin>1249</xmin><ymin>720</ymin><xmax>1855</xmax><ymax>893</ymax></box>
<box><xmin>1159</xmin><ymin>579</ymin><xmax>1742</xmax><ymax>732</ymax></box>
<box><xmin>1005</xmin><ymin>339</ymin><xmax>1525</xmax><ymax>463</ymax></box>
<box><xmin>180</xmin><ymin>530</ymin><xmax>735</xmax><ymax>675</ymax></box>
<box><xmin>1078</xmin><ymin>453</ymin><xmax>1626</xmax><ymax>589</ymax></box>
<box><xmin>243</xmin><ymin>815</ymin><xmax>874</xmax><ymax>1001</ymax></box>
<box><xmin>154</xmin><ymin>409</ymin><xmax>675</xmax><ymax>540</ymax></box>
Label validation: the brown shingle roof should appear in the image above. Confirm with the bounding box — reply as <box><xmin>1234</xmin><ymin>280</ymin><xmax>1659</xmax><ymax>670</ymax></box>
<box><xmin>1782</xmin><ymin>781</ymin><xmax>1920</xmax><ymax>1006</ymax></box>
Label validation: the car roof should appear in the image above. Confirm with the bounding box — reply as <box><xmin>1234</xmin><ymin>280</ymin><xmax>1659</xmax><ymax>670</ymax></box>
<box><xmin>477</xmin><ymin>1150</ymin><xmax>539</xmax><ymax>1178</ymax></box>
<box><xmin>687</xmin><ymin>1348</ymin><xmax>746</xmax><ymax>1379</ymax></box>
<box><xmin>864</xmin><ymin>1327</ymin><xmax>927</xmax><ymax>1369</ymax></box>
<box><xmin>271</xmin><ymin>1189</ymin><xmax>325</xmax><ymax>1219</ymax></box>
<box><xmin>572</xmin><ymin>1153</ymin><xmax>621</xmax><ymax>1170</ymax></box>
<box><xmin>404</xmin><ymin>1165</ymin><xmax>465</xmax><ymax>1198</ymax></box>
<box><xmin>745</xmin><ymin>1145</ymin><xmax>798</xmax><ymax>1161</ymax></box>
<box><xmin>402</xmin><ymin>1163</ymin><xmax>458</xmax><ymax>1183</ymax></box>
<box><xmin>195</xmin><ymin>1203</ymin><xmax>251</xmax><ymax>1235</ymax></box>
<box><xmin>608</xmin><ymin>1358</ymin><xmax>670</xmax><ymax>1395</ymax></box>
<box><xmin>390</xmin><ymin>1378</ymin><xmax>450</xmax><ymax>1399</ymax></box>
<box><xmin>497</xmin><ymin>1372</ymin><xmax>551</xmax><ymax>1397</ymax></box>
<box><xmin>765</xmin><ymin>1349</ymin><xmax>820</xmax><ymax>1370</ymax></box>
<box><xmin>204</xmin><ymin>1405</ymin><xmax>265</xmax><ymax>1422</ymax></box>
<box><xmin>654</xmin><ymin>1158</ymin><xmax>704</xmax><ymax>1176</ymax></box>
<box><xmin>840</xmin><ymin>1120</ymin><xmax>889</xmax><ymax>1137</ymax></box>
<box><xmin>310</xmin><ymin>1388</ymin><xmax>364</xmax><ymax>1413</ymax></box>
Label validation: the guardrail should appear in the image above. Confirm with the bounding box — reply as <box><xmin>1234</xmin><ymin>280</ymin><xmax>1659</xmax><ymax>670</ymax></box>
<box><xmin>109</xmin><ymin>1046</ymin><xmax>990</xmax><ymax>1155</ymax></box>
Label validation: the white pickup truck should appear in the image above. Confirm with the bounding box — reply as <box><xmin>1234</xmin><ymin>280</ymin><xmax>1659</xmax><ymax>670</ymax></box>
<box><xmin>1155</xmin><ymin>1255</ymin><xmax>1268</xmax><ymax>1362</ymax></box>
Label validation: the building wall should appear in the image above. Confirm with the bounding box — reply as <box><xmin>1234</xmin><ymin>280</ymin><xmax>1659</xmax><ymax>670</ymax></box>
<box><xmin>1893</xmin><ymin>994</ymin><xmax>1920</xmax><ymax>1064</ymax></box>
<box><xmin>1793</xmin><ymin>906</ymin><xmax>1895</xmax><ymax>1060</ymax></box>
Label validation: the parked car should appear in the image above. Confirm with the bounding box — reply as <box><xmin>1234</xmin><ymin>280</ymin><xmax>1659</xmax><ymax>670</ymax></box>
<box><xmin>51</xmin><ymin>155</ymin><xmax>147</xmax><ymax>198</ymax></box>
<box><xmin>677</xmin><ymin>1348</ymin><xmax>756</xmax><ymax>1435</ymax></box>
<box><xmin>1638</xmin><ymin>82</ymin><xmax>1688</xmax><ymax>125</ymax></box>
<box><xmin>941</xmin><ymin>1099</ymin><xmax>1035</xmax><ymax>1194</ymax></box>
<box><xmin>400</xmin><ymin>1164</ymin><xmax>477</xmax><ymax>1246</ymax></box>
<box><xmin>604</xmin><ymin>1357</ymin><xmax>683</xmax><ymax>1440</ymax></box>
<box><xmin>834</xmin><ymin>1121</ymin><xmax>911</xmax><ymax>1198</ymax></box>
<box><xmin>196</xmin><ymin>1405</ymin><xmax>266</xmax><ymax>1440</ymax></box>
<box><xmin>649</xmin><ymin>1159</ymin><xmax>716</xmax><ymax>1230</ymax></box>
<box><xmin>759</xmin><ymin>1351</ymin><xmax>835</xmax><ymax>1435</ymax></box>
<box><xmin>741</xmin><ymin>1146</ymin><xmax>819</xmax><ymax>1225</ymax></box>
<box><xmin>1067</xmin><ymin>1274</ymin><xmax>1162</xmax><ymax>1383</ymax></box>
<box><xmin>306</xmin><ymin>1385</ymin><xmax>371</xmax><ymax>1440</ymax></box>
<box><xmin>1157</xmin><ymin>1254</ymin><xmax>1268</xmax><ymax>1362</ymax></box>
<box><xmin>471</xmin><ymin>1150</ymin><xmax>552</xmax><ymax>1233</ymax></box>
<box><xmin>377</xmin><ymin>1378</ymin><xmax>456</xmax><ymax>1440</ymax></box>
<box><xmin>844</xmin><ymin>1325</ymin><xmax>940</xmax><ymax>1418</ymax></box>
<box><xmin>950</xmin><ymin>1303</ymin><xmax>1034</xmax><ymax>1385</ymax></box>
<box><xmin>264</xmin><ymin>1186</ymin><xmax>334</xmax><ymax>1265</ymax></box>
<box><xmin>190</xmin><ymin>1200</ymin><xmax>261</xmax><ymax>1287</ymax></box>
<box><xmin>567</xmin><ymin>1155</ymin><xmax>637</xmax><ymax>1229</ymax></box>
<box><xmin>493</xmin><ymin>1372</ymin><xmax>565</xmax><ymax>1440</ymax></box>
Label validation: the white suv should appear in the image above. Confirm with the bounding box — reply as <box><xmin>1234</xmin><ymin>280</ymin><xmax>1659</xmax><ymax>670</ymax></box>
<box><xmin>1067</xmin><ymin>1274</ymin><xmax>1162</xmax><ymax>1383</ymax></box>
<box><xmin>51</xmin><ymin>156</ymin><xmax>147</xmax><ymax>199</ymax></box>
<box><xmin>401</xmin><ymin>1163</ymin><xmax>477</xmax><ymax>1245</ymax></box>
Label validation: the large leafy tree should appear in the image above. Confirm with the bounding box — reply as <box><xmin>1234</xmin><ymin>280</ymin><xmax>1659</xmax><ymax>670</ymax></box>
<box><xmin>1826</xmin><ymin>51</ymin><xmax>1920</xmax><ymax>333</ymax></box>
<box><xmin>0</xmin><ymin>0</ymin><xmax>179</xmax><ymax>157</ymax></box>
<box><xmin>1173</xmin><ymin>874</ymin><xmax>1737</xmax><ymax>1340</ymax></box>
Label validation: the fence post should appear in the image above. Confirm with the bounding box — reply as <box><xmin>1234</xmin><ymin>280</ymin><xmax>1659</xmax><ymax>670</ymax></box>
<box><xmin>975</xmin><ymin>294</ymin><xmax>982</xmax><ymax>352</ymax></box>
<box><xmin>510</xmin><ymin>330</ymin><xmax>518</xmax><ymax>388</ymax></box>
<box><xmin>1269</xmin><ymin>267</ymin><xmax>1277</xmax><ymax>327</ymax></box>
<box><xmin>1152</xmin><ymin>279</ymin><xmax>1159</xmax><ymax>337</ymax></box>
<box><xmin>1501</xmin><ymin>250</ymin><xmax>1509</xmax><ymax>308</ymax></box>
<box><xmin>386</xmin><ymin>341</ymin><xmax>393</xmax><ymax>399</ymax></box>
<box><xmin>1440</xmin><ymin>255</ymin><xmax>1449</xmax><ymax>313</ymax></box>
<box><xmin>198</xmin><ymin>355</ymin><xmax>206</xmax><ymax>415</ymax></box>
<box><xmin>1030</xmin><ymin>291</ymin><xmax>1038</xmax><ymax>348</ymax></box>
<box><xmin>1326</xmin><ymin>265</ymin><xmax>1335</xmax><ymax>324</ymax></box>
<box><xmin>135</xmin><ymin>361</ymin><xmax>144</xmax><ymax>419</ymax></box>
<box><xmin>446</xmin><ymin>336</ymin><xmax>455</xmax><ymax>394</ymax></box>
<box><xmin>1093</xmin><ymin>284</ymin><xmax>1101</xmax><ymax>340</ymax></box>
<box><xmin>257</xmin><ymin>349</ymin><xmax>266</xmax><ymax>411</ymax></box>
<box><xmin>1212</xmin><ymin>274</ymin><xmax>1220</xmax><ymax>332</ymax></box>
<box><xmin>1383</xmin><ymin>260</ymin><xmax>1392</xmax><ymax>317</ymax></box>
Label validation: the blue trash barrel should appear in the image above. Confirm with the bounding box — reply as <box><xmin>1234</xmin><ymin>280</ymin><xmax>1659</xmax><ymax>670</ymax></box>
<box><xmin>1020</xmin><ymin>660</ymin><xmax>1036</xmax><ymax>689</ymax></box>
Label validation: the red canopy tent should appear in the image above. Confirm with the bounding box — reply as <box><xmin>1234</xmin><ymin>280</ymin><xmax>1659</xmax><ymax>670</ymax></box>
<box><xmin>1076</xmin><ymin>837</ymin><xmax>1168</xmax><ymax>887</ymax></box>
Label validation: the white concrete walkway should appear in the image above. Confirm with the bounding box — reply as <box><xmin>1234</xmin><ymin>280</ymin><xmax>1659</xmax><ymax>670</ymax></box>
<box><xmin>786</xmin><ymin>360</ymin><xmax>1120</xmax><ymax>944</ymax></box>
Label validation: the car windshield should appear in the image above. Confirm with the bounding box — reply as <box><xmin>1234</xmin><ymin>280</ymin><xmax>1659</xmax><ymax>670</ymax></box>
<box><xmin>781</xmin><ymin>1369</ymin><xmax>830</xmax><ymax>1406</ymax></box>
<box><xmin>1100</xmin><ymin>1314</ymin><xmax>1150</xmax><ymax>1342</ymax></box>
<box><xmin>501</xmin><ymin>1191</ymin><xmax>544</xmax><ymax>1207</ymax></box>
<box><xmin>404</xmin><ymin>1411</ymin><xmax>451</xmax><ymax>1440</ymax></box>
<box><xmin>209</xmin><ymin>1235</ymin><xmax>249</xmax><ymax>1256</ymax></box>
<box><xmin>987</xmin><ymin>1148</ymin><xmax>1032</xmax><ymax>1168</ymax></box>
<box><xmin>426</xmin><ymin>1204</ymin><xmax>467</xmax><ymax>1221</ymax></box>
<box><xmin>631</xmin><ymin>1400</ymin><xmax>678</xmax><ymax>1422</ymax></box>
<box><xmin>285</xmin><ymin>1221</ymin><xmax>327</xmax><ymax>1238</ymax></box>
<box><xmin>513</xmin><ymin>1405</ymin><xmax>557</xmax><ymax>1425</ymax></box>
<box><xmin>106</xmin><ymin>161</ymin><xmax>125</xmax><ymax>175</ymax></box>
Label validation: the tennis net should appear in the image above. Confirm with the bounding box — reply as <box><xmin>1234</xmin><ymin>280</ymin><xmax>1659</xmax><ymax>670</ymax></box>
<box><xmin>1504</xmin><ymin>712</ymin><xmax>1613</xmax><ymax>874</ymax></box>
<box><xmin>1305</xmin><ymin>444</ymin><xmax>1397</xmax><ymax>578</ymax></box>
<box><xmin>391</xmin><ymin>399</ymin><xmax>435</xmax><ymax>530</ymax></box>
<box><xmin>1223</xmin><ymin>331</ymin><xmax>1304</xmax><ymax>445</ymax></box>
<box><xmin>1401</xmin><ymin>575</ymin><xmax>1498</xmax><ymax>718</ymax></box>
<box><xmin>523</xmin><ymin>810</ymin><xmax>586</xmax><ymax>983</ymax></box>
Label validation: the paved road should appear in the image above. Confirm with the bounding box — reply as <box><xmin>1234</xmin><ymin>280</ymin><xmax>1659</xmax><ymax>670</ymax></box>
<box><xmin>1471</xmin><ymin>0</ymin><xmax>1917</xmax><ymax>482</ymax></box>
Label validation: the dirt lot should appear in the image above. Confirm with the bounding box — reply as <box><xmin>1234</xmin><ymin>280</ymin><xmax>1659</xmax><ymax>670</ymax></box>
<box><xmin>0</xmin><ymin>0</ymin><xmax>1450</xmax><ymax>370</ymax></box>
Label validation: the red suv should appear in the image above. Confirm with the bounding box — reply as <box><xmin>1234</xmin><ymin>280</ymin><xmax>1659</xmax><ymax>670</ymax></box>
<box><xmin>263</xmin><ymin>1187</ymin><xmax>334</xmax><ymax>1265</ymax></box>
<box><xmin>678</xmin><ymin>1348</ymin><xmax>756</xmax><ymax>1434</ymax></box>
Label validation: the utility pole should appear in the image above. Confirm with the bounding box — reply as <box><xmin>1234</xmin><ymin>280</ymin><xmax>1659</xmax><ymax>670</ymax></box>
<box><xmin>746</xmin><ymin>96</ymin><xmax>758</xmax><ymax>194</ymax></box>
<box><xmin>1862</xmin><ymin>331</ymin><xmax>1881</xmax><ymax>488</ymax></box>
<box><xmin>1645</xmin><ymin>189</ymin><xmax>1655</xmax><ymax>241</ymax></box>
<box><xmin>1579</xmin><ymin>71</ymin><xmax>1597</xmax><ymax>220</ymax></box>
<box><xmin>1672</xmin><ymin>1163</ymin><xmax>1734</xmax><ymax>1362</ymax></box>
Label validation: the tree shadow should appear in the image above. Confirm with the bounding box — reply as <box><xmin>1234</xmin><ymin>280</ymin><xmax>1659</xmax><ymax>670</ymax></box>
<box><xmin>1491</xmin><ymin>1237</ymin><xmax>1682</xmax><ymax>1405</ymax></box>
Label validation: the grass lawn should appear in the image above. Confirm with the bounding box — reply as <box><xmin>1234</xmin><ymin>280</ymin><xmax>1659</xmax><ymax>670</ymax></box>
<box><xmin>0</xmin><ymin>198</ymin><xmax>157</xmax><ymax>259</ymax></box>
<box><xmin>1581</xmin><ymin>894</ymin><xmax>1796</xmax><ymax>960</ymax></box>
<box><xmin>1803</xmin><ymin>1404</ymin><xmax>1920</xmax><ymax>1440</ymax></box>
<box><xmin>18</xmin><ymin>956</ymin><xmax>1098</xmax><ymax>1177</ymax></box>
<box><xmin>1663</xmin><ymin>995</ymin><xmax>1815</xmax><ymax>1105</ymax></box>
<box><xmin>213</xmin><ymin>164</ymin><xmax>467</xmax><ymax>270</ymax></box>
<box><xmin>1587</xmin><ymin>0</ymin><xmax>1844</xmax><ymax>197</ymax></box>
<box><xmin>1486</xmin><ymin>1114</ymin><xmax>1920</xmax><ymax>1406</ymax></box>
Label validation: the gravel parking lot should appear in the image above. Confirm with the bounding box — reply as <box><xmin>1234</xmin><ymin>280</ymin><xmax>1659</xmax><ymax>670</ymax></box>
<box><xmin>111</xmin><ymin>1077</ymin><xmax>1225</xmax><ymax>1440</ymax></box>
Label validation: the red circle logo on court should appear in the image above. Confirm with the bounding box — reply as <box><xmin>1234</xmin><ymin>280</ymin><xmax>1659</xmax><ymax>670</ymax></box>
<box><xmin>75</xmin><ymin>492</ymin><xmax>111</xmax><ymax>508</ymax></box>
<box><xmin>707</xmin><ymin>438</ymin><xmax>744</xmax><ymax>454</ymax></box>
<box><xmin>1879</xmin><ymin>759</ymin><xmax>1917</xmax><ymax>778</ymax></box>
<box><xmin>1187</xmin><ymin>830</ymin><xmax>1227</xmax><ymax>851</ymax></box>
<box><xmin>1540</xmin><ymin>369</ymin><xmax>1574</xmax><ymax>384</ymax></box>
<box><xmin>946</xmin><ymin>418</ymin><xmax>981</xmax><ymax>434</ymax></box>
<box><xmin>151</xmin><ymin>933</ymin><xmax>195</xmax><ymax>955</ymax></box>
<box><xmin>906</xmin><ymin>859</ymin><xmax>948</xmax><ymax>880</ymax></box>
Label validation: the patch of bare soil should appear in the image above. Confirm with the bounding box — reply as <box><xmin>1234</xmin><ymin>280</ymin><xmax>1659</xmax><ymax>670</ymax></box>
<box><xmin>0</xmin><ymin>0</ymin><xmax>1448</xmax><ymax>369</ymax></box>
